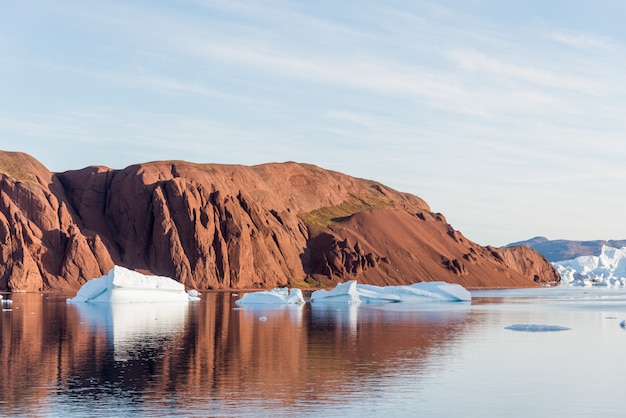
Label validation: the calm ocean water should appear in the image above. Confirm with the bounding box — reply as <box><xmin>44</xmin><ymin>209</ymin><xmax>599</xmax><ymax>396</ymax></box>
<box><xmin>2</xmin><ymin>287</ymin><xmax>626</xmax><ymax>417</ymax></box>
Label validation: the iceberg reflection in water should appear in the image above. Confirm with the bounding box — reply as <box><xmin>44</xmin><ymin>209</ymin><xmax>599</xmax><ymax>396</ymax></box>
<box><xmin>71</xmin><ymin>301</ymin><xmax>189</xmax><ymax>361</ymax></box>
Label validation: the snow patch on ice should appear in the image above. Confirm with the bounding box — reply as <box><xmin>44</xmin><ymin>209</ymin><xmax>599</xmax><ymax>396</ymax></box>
<box><xmin>505</xmin><ymin>324</ymin><xmax>570</xmax><ymax>332</ymax></box>
<box><xmin>67</xmin><ymin>265</ymin><xmax>199</xmax><ymax>303</ymax></box>
<box><xmin>554</xmin><ymin>246</ymin><xmax>626</xmax><ymax>287</ymax></box>
<box><xmin>310</xmin><ymin>280</ymin><xmax>471</xmax><ymax>304</ymax></box>
<box><xmin>235</xmin><ymin>288</ymin><xmax>305</xmax><ymax>305</ymax></box>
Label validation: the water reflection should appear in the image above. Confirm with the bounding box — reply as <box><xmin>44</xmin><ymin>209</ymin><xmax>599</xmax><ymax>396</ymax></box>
<box><xmin>0</xmin><ymin>293</ymin><xmax>474</xmax><ymax>416</ymax></box>
<box><xmin>71</xmin><ymin>302</ymin><xmax>189</xmax><ymax>361</ymax></box>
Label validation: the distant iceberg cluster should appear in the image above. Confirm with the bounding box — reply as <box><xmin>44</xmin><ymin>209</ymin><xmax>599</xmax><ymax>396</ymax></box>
<box><xmin>236</xmin><ymin>280</ymin><xmax>471</xmax><ymax>305</ymax></box>
<box><xmin>554</xmin><ymin>246</ymin><xmax>626</xmax><ymax>287</ymax></box>
<box><xmin>67</xmin><ymin>265</ymin><xmax>201</xmax><ymax>303</ymax></box>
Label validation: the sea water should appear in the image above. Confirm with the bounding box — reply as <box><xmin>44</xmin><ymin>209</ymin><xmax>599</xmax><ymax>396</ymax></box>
<box><xmin>2</xmin><ymin>287</ymin><xmax>626</xmax><ymax>417</ymax></box>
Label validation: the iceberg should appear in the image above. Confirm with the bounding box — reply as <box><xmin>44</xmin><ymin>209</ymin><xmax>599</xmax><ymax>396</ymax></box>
<box><xmin>67</xmin><ymin>265</ymin><xmax>199</xmax><ymax>303</ymax></box>
<box><xmin>235</xmin><ymin>288</ymin><xmax>305</xmax><ymax>305</ymax></box>
<box><xmin>310</xmin><ymin>280</ymin><xmax>362</xmax><ymax>304</ymax></box>
<box><xmin>310</xmin><ymin>280</ymin><xmax>471</xmax><ymax>304</ymax></box>
<box><xmin>554</xmin><ymin>246</ymin><xmax>626</xmax><ymax>287</ymax></box>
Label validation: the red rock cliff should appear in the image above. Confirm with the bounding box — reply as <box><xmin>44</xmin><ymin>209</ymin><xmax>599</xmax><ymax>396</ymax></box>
<box><xmin>0</xmin><ymin>151</ymin><xmax>559</xmax><ymax>291</ymax></box>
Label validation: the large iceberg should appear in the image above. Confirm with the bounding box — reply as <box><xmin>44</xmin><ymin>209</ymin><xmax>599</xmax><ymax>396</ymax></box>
<box><xmin>235</xmin><ymin>288</ymin><xmax>305</xmax><ymax>305</ymax></box>
<box><xmin>310</xmin><ymin>280</ymin><xmax>471</xmax><ymax>304</ymax></box>
<box><xmin>554</xmin><ymin>246</ymin><xmax>626</xmax><ymax>287</ymax></box>
<box><xmin>67</xmin><ymin>265</ymin><xmax>199</xmax><ymax>303</ymax></box>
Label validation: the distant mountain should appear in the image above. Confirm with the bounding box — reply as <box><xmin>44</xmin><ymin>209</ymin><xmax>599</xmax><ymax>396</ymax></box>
<box><xmin>0</xmin><ymin>150</ymin><xmax>559</xmax><ymax>291</ymax></box>
<box><xmin>506</xmin><ymin>236</ymin><xmax>626</xmax><ymax>262</ymax></box>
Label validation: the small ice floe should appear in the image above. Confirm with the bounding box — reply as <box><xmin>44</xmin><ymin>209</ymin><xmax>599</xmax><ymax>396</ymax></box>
<box><xmin>235</xmin><ymin>288</ymin><xmax>305</xmax><ymax>305</ymax></box>
<box><xmin>187</xmin><ymin>289</ymin><xmax>201</xmax><ymax>301</ymax></box>
<box><xmin>67</xmin><ymin>265</ymin><xmax>199</xmax><ymax>303</ymax></box>
<box><xmin>505</xmin><ymin>324</ymin><xmax>571</xmax><ymax>332</ymax></box>
<box><xmin>310</xmin><ymin>280</ymin><xmax>471</xmax><ymax>304</ymax></box>
<box><xmin>259</xmin><ymin>316</ymin><xmax>268</xmax><ymax>321</ymax></box>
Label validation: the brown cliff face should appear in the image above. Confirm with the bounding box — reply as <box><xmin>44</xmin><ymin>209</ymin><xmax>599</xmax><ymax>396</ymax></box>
<box><xmin>0</xmin><ymin>151</ymin><xmax>559</xmax><ymax>291</ymax></box>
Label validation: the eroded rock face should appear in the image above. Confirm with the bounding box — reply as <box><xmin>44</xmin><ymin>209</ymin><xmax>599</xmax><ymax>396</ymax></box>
<box><xmin>0</xmin><ymin>151</ymin><xmax>559</xmax><ymax>291</ymax></box>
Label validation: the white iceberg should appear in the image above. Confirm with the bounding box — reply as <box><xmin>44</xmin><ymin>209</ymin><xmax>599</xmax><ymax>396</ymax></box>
<box><xmin>235</xmin><ymin>288</ymin><xmax>305</xmax><ymax>305</ymax></box>
<box><xmin>310</xmin><ymin>281</ymin><xmax>362</xmax><ymax>304</ymax></box>
<box><xmin>554</xmin><ymin>246</ymin><xmax>626</xmax><ymax>287</ymax></box>
<box><xmin>310</xmin><ymin>280</ymin><xmax>471</xmax><ymax>304</ymax></box>
<box><xmin>67</xmin><ymin>265</ymin><xmax>199</xmax><ymax>303</ymax></box>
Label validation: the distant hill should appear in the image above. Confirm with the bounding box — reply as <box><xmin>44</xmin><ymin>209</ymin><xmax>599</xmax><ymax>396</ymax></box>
<box><xmin>506</xmin><ymin>236</ymin><xmax>626</xmax><ymax>262</ymax></box>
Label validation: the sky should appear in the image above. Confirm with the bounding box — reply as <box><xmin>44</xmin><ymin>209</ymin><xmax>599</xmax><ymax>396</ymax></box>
<box><xmin>1</xmin><ymin>0</ymin><xmax>626</xmax><ymax>247</ymax></box>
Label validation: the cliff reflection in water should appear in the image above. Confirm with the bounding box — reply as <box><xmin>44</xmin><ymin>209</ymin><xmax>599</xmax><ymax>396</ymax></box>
<box><xmin>0</xmin><ymin>293</ymin><xmax>472</xmax><ymax>415</ymax></box>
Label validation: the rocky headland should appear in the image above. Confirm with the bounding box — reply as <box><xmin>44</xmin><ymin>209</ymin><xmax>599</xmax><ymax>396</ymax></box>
<box><xmin>0</xmin><ymin>151</ymin><xmax>559</xmax><ymax>291</ymax></box>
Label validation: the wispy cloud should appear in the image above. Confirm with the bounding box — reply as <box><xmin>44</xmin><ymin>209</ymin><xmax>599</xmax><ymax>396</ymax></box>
<box><xmin>3</xmin><ymin>0</ymin><xmax>626</xmax><ymax>244</ymax></box>
<box><xmin>544</xmin><ymin>27</ymin><xmax>621</xmax><ymax>52</ymax></box>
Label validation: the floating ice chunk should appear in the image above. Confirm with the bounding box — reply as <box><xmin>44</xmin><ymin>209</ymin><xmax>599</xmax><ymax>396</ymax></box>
<box><xmin>353</xmin><ymin>283</ymin><xmax>401</xmax><ymax>303</ymax></box>
<box><xmin>259</xmin><ymin>316</ymin><xmax>267</xmax><ymax>321</ymax></box>
<box><xmin>406</xmin><ymin>282</ymin><xmax>471</xmax><ymax>301</ymax></box>
<box><xmin>235</xmin><ymin>288</ymin><xmax>305</xmax><ymax>305</ymax></box>
<box><xmin>310</xmin><ymin>280</ymin><xmax>361</xmax><ymax>304</ymax></box>
<box><xmin>187</xmin><ymin>289</ymin><xmax>201</xmax><ymax>301</ymax></box>
<box><xmin>67</xmin><ymin>265</ymin><xmax>196</xmax><ymax>303</ymax></box>
<box><xmin>311</xmin><ymin>280</ymin><xmax>471</xmax><ymax>304</ymax></box>
<box><xmin>505</xmin><ymin>324</ymin><xmax>570</xmax><ymax>332</ymax></box>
